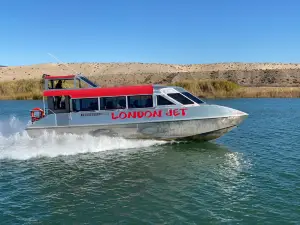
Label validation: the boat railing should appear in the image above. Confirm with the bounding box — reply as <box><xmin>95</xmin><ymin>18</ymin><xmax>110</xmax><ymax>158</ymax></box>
<box><xmin>68</xmin><ymin>112</ymin><xmax>72</xmax><ymax>121</ymax></box>
<box><xmin>45</xmin><ymin>108</ymin><xmax>58</xmax><ymax>126</ymax></box>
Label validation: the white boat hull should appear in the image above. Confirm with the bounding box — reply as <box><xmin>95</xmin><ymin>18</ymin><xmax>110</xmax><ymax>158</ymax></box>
<box><xmin>25</xmin><ymin>114</ymin><xmax>247</xmax><ymax>141</ymax></box>
<box><xmin>27</xmin><ymin>75</ymin><xmax>249</xmax><ymax>142</ymax></box>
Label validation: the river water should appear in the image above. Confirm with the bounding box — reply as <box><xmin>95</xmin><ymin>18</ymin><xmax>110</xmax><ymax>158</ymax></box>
<box><xmin>0</xmin><ymin>99</ymin><xmax>299</xmax><ymax>224</ymax></box>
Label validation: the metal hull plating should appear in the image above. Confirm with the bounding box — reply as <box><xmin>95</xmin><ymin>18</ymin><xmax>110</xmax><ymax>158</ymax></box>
<box><xmin>25</xmin><ymin>111</ymin><xmax>247</xmax><ymax>141</ymax></box>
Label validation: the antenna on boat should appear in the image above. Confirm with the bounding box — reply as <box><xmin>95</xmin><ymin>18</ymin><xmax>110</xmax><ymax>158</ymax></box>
<box><xmin>46</xmin><ymin>52</ymin><xmax>97</xmax><ymax>87</ymax></box>
<box><xmin>47</xmin><ymin>52</ymin><xmax>80</xmax><ymax>75</ymax></box>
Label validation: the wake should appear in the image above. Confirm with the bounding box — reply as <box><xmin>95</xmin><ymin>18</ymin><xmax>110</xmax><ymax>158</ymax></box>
<box><xmin>0</xmin><ymin>116</ymin><xmax>167</xmax><ymax>160</ymax></box>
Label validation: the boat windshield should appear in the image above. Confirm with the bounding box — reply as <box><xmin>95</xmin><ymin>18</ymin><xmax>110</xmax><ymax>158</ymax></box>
<box><xmin>167</xmin><ymin>91</ymin><xmax>205</xmax><ymax>105</ymax></box>
<box><xmin>167</xmin><ymin>93</ymin><xmax>194</xmax><ymax>105</ymax></box>
<box><xmin>78</xmin><ymin>76</ymin><xmax>98</xmax><ymax>87</ymax></box>
<box><xmin>181</xmin><ymin>92</ymin><xmax>204</xmax><ymax>104</ymax></box>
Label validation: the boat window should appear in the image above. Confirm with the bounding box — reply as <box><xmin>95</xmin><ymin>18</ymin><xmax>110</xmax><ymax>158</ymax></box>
<box><xmin>181</xmin><ymin>92</ymin><xmax>204</xmax><ymax>104</ymax></box>
<box><xmin>48</xmin><ymin>80</ymin><xmax>74</xmax><ymax>89</ymax></box>
<box><xmin>100</xmin><ymin>96</ymin><xmax>126</xmax><ymax>110</ymax></box>
<box><xmin>72</xmin><ymin>98</ymin><xmax>99</xmax><ymax>111</ymax></box>
<box><xmin>167</xmin><ymin>93</ymin><xmax>194</xmax><ymax>105</ymax></box>
<box><xmin>128</xmin><ymin>95</ymin><xmax>153</xmax><ymax>108</ymax></box>
<box><xmin>157</xmin><ymin>95</ymin><xmax>175</xmax><ymax>106</ymax></box>
<box><xmin>52</xmin><ymin>96</ymin><xmax>67</xmax><ymax>110</ymax></box>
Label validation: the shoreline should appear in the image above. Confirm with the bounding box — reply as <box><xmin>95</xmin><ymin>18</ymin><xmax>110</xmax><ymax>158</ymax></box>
<box><xmin>0</xmin><ymin>78</ymin><xmax>299</xmax><ymax>100</ymax></box>
<box><xmin>2</xmin><ymin>62</ymin><xmax>300</xmax><ymax>87</ymax></box>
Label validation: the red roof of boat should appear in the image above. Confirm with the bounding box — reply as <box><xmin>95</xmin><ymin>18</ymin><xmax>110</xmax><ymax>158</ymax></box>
<box><xmin>43</xmin><ymin>85</ymin><xmax>154</xmax><ymax>98</ymax></box>
<box><xmin>44</xmin><ymin>75</ymin><xmax>75</xmax><ymax>80</ymax></box>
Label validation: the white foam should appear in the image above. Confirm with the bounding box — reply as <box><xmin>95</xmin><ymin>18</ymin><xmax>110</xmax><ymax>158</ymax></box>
<box><xmin>0</xmin><ymin>116</ymin><xmax>167</xmax><ymax>160</ymax></box>
<box><xmin>0</xmin><ymin>115</ymin><xmax>29</xmax><ymax>136</ymax></box>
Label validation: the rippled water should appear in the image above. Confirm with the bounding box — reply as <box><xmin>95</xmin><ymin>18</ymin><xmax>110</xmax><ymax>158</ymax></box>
<box><xmin>0</xmin><ymin>99</ymin><xmax>299</xmax><ymax>224</ymax></box>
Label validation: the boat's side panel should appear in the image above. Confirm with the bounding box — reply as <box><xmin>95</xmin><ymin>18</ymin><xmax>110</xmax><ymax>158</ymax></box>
<box><xmin>27</xmin><ymin>104</ymin><xmax>245</xmax><ymax>129</ymax></box>
<box><xmin>25</xmin><ymin>115</ymin><xmax>247</xmax><ymax>141</ymax></box>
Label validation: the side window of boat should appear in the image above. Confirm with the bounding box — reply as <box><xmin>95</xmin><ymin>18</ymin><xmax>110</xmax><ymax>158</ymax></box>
<box><xmin>128</xmin><ymin>95</ymin><xmax>153</xmax><ymax>108</ymax></box>
<box><xmin>72</xmin><ymin>98</ymin><xmax>99</xmax><ymax>111</ymax></box>
<box><xmin>157</xmin><ymin>95</ymin><xmax>175</xmax><ymax>105</ymax></box>
<box><xmin>167</xmin><ymin>93</ymin><xmax>194</xmax><ymax>105</ymax></box>
<box><xmin>72</xmin><ymin>99</ymin><xmax>80</xmax><ymax>112</ymax></box>
<box><xmin>157</xmin><ymin>95</ymin><xmax>175</xmax><ymax>106</ymax></box>
<box><xmin>100</xmin><ymin>96</ymin><xmax>126</xmax><ymax>110</ymax></box>
<box><xmin>181</xmin><ymin>92</ymin><xmax>204</xmax><ymax>104</ymax></box>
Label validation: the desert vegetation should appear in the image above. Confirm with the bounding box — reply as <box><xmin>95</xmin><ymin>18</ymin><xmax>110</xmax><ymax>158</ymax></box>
<box><xmin>0</xmin><ymin>77</ymin><xmax>299</xmax><ymax>100</ymax></box>
<box><xmin>1</xmin><ymin>62</ymin><xmax>300</xmax><ymax>99</ymax></box>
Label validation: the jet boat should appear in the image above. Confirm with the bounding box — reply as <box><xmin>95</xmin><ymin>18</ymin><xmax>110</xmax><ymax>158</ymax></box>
<box><xmin>25</xmin><ymin>74</ymin><xmax>248</xmax><ymax>141</ymax></box>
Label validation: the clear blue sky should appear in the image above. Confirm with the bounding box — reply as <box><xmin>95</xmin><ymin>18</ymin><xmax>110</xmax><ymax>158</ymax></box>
<box><xmin>1</xmin><ymin>0</ymin><xmax>300</xmax><ymax>66</ymax></box>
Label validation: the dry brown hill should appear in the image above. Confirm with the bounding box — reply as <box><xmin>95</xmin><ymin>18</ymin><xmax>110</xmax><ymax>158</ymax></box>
<box><xmin>1</xmin><ymin>62</ymin><xmax>300</xmax><ymax>86</ymax></box>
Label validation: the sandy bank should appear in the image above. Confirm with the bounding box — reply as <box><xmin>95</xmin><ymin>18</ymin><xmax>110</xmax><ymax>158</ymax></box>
<box><xmin>1</xmin><ymin>62</ymin><xmax>300</xmax><ymax>87</ymax></box>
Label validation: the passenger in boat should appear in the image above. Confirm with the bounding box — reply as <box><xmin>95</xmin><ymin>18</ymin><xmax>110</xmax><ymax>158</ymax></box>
<box><xmin>55</xmin><ymin>80</ymin><xmax>63</xmax><ymax>109</ymax></box>
<box><xmin>105</xmin><ymin>101</ymin><xmax>114</xmax><ymax>110</ymax></box>
<box><xmin>133</xmin><ymin>100</ymin><xmax>140</xmax><ymax>108</ymax></box>
<box><xmin>145</xmin><ymin>97</ymin><xmax>153</xmax><ymax>107</ymax></box>
<box><xmin>89</xmin><ymin>102</ymin><xmax>98</xmax><ymax>110</ymax></box>
<box><xmin>117</xmin><ymin>99</ymin><xmax>126</xmax><ymax>109</ymax></box>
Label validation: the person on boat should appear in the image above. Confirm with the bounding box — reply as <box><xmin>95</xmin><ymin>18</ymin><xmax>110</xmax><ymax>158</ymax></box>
<box><xmin>55</xmin><ymin>80</ymin><xmax>63</xmax><ymax>109</ymax></box>
<box><xmin>133</xmin><ymin>100</ymin><xmax>140</xmax><ymax>108</ymax></box>
<box><xmin>55</xmin><ymin>80</ymin><xmax>63</xmax><ymax>89</ymax></box>
<box><xmin>105</xmin><ymin>101</ymin><xmax>114</xmax><ymax>110</ymax></box>
<box><xmin>117</xmin><ymin>99</ymin><xmax>126</xmax><ymax>109</ymax></box>
<box><xmin>145</xmin><ymin>97</ymin><xmax>153</xmax><ymax>107</ymax></box>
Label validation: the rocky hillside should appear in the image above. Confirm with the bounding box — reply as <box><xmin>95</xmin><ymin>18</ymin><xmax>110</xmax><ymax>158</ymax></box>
<box><xmin>1</xmin><ymin>62</ymin><xmax>300</xmax><ymax>86</ymax></box>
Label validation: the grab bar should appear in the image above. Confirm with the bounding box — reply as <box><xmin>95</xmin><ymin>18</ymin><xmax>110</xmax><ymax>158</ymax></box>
<box><xmin>45</xmin><ymin>108</ymin><xmax>58</xmax><ymax>126</ymax></box>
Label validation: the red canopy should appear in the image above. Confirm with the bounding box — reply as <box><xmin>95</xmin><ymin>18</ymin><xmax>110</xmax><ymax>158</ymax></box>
<box><xmin>44</xmin><ymin>75</ymin><xmax>75</xmax><ymax>80</ymax></box>
<box><xmin>43</xmin><ymin>85</ymin><xmax>154</xmax><ymax>98</ymax></box>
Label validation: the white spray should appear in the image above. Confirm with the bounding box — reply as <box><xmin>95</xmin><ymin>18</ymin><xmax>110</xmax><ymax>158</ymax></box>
<box><xmin>0</xmin><ymin>116</ymin><xmax>167</xmax><ymax>161</ymax></box>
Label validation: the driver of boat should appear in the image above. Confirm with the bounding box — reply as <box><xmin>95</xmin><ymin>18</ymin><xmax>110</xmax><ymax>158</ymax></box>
<box><xmin>55</xmin><ymin>80</ymin><xmax>63</xmax><ymax>108</ymax></box>
<box><xmin>55</xmin><ymin>80</ymin><xmax>63</xmax><ymax>89</ymax></box>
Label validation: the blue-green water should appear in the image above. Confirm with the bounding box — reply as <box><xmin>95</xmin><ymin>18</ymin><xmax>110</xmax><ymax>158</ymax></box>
<box><xmin>0</xmin><ymin>99</ymin><xmax>299</xmax><ymax>224</ymax></box>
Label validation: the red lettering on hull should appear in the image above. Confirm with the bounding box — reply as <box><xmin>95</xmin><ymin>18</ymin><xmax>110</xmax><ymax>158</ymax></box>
<box><xmin>173</xmin><ymin>109</ymin><xmax>180</xmax><ymax>116</ymax></box>
<box><xmin>180</xmin><ymin>108</ymin><xmax>187</xmax><ymax>116</ymax></box>
<box><xmin>152</xmin><ymin>110</ymin><xmax>162</xmax><ymax>117</ymax></box>
<box><xmin>111</xmin><ymin>108</ymin><xmax>187</xmax><ymax>120</ymax></box>
<box><xmin>145</xmin><ymin>111</ymin><xmax>152</xmax><ymax>118</ymax></box>
<box><xmin>166</xmin><ymin>109</ymin><xmax>173</xmax><ymax>116</ymax></box>
<box><xmin>111</xmin><ymin>112</ymin><xmax>119</xmax><ymax>120</ymax></box>
<box><xmin>127</xmin><ymin>111</ymin><xmax>137</xmax><ymax>118</ymax></box>
<box><xmin>119</xmin><ymin>112</ymin><xmax>127</xmax><ymax>119</ymax></box>
<box><xmin>137</xmin><ymin>111</ymin><xmax>144</xmax><ymax>118</ymax></box>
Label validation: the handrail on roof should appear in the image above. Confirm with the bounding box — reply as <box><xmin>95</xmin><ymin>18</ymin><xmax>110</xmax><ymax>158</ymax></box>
<box><xmin>42</xmin><ymin>73</ymin><xmax>99</xmax><ymax>88</ymax></box>
<box><xmin>42</xmin><ymin>74</ymin><xmax>76</xmax><ymax>80</ymax></box>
